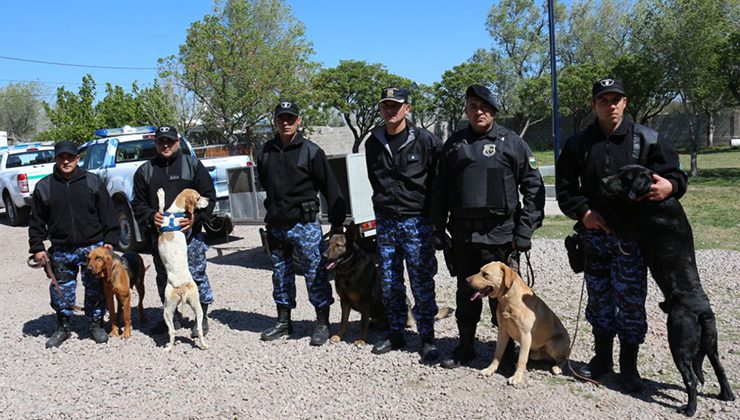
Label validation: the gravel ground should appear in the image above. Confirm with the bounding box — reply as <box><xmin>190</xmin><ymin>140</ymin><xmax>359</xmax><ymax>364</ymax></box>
<box><xmin>1</xmin><ymin>218</ymin><xmax>738</xmax><ymax>419</ymax></box>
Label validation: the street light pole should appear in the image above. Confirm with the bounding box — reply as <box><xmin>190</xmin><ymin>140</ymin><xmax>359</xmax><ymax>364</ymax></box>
<box><xmin>548</xmin><ymin>0</ymin><xmax>561</xmax><ymax>162</ymax></box>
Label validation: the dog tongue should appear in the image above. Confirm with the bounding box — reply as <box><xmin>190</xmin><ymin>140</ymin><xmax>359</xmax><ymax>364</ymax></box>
<box><xmin>470</xmin><ymin>291</ymin><xmax>484</xmax><ymax>301</ymax></box>
<box><xmin>326</xmin><ymin>261</ymin><xmax>336</xmax><ymax>271</ymax></box>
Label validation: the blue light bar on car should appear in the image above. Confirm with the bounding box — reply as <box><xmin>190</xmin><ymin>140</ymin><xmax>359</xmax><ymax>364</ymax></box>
<box><xmin>94</xmin><ymin>125</ymin><xmax>157</xmax><ymax>138</ymax></box>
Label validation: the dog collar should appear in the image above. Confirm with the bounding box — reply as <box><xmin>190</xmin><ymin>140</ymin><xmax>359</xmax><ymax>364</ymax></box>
<box><xmin>160</xmin><ymin>211</ymin><xmax>186</xmax><ymax>232</ymax></box>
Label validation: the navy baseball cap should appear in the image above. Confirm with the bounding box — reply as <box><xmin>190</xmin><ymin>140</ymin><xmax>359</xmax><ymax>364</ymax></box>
<box><xmin>465</xmin><ymin>84</ymin><xmax>499</xmax><ymax>112</ymax></box>
<box><xmin>379</xmin><ymin>86</ymin><xmax>409</xmax><ymax>103</ymax></box>
<box><xmin>275</xmin><ymin>100</ymin><xmax>300</xmax><ymax>117</ymax></box>
<box><xmin>592</xmin><ymin>77</ymin><xmax>626</xmax><ymax>100</ymax></box>
<box><xmin>54</xmin><ymin>141</ymin><xmax>78</xmax><ymax>157</ymax></box>
<box><xmin>155</xmin><ymin>126</ymin><xmax>179</xmax><ymax>141</ymax></box>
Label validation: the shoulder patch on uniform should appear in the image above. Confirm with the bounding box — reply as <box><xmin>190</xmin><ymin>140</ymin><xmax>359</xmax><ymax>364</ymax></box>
<box><xmin>528</xmin><ymin>157</ymin><xmax>538</xmax><ymax>170</ymax></box>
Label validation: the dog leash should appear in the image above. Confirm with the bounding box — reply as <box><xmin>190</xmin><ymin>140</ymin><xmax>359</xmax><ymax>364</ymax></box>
<box><xmin>27</xmin><ymin>255</ymin><xmax>83</xmax><ymax>313</ymax></box>
<box><xmin>508</xmin><ymin>250</ymin><xmax>535</xmax><ymax>288</ymax></box>
<box><xmin>566</xmin><ymin>275</ymin><xmax>601</xmax><ymax>386</ymax></box>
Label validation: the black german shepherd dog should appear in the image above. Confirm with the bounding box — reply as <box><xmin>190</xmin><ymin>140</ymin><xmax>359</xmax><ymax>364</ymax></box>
<box><xmin>601</xmin><ymin>164</ymin><xmax>735</xmax><ymax>416</ymax></box>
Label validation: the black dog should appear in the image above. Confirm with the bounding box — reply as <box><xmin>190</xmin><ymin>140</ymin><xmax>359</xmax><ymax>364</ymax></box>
<box><xmin>601</xmin><ymin>164</ymin><xmax>735</xmax><ymax>416</ymax></box>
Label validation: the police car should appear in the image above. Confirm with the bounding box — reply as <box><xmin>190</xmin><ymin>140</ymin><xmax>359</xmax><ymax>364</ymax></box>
<box><xmin>0</xmin><ymin>142</ymin><xmax>56</xmax><ymax>226</ymax></box>
<box><xmin>80</xmin><ymin>125</ymin><xmax>249</xmax><ymax>251</ymax></box>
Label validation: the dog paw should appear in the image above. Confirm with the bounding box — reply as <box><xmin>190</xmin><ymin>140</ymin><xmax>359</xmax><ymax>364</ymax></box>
<box><xmin>507</xmin><ymin>374</ymin><xmax>524</xmax><ymax>385</ymax></box>
<box><xmin>330</xmin><ymin>335</ymin><xmax>341</xmax><ymax>344</ymax></box>
<box><xmin>122</xmin><ymin>331</ymin><xmax>131</xmax><ymax>338</ymax></box>
<box><xmin>353</xmin><ymin>339</ymin><xmax>366</xmax><ymax>347</ymax></box>
<box><xmin>480</xmin><ymin>367</ymin><xmax>496</xmax><ymax>377</ymax></box>
<box><xmin>163</xmin><ymin>344</ymin><xmax>173</xmax><ymax>352</ymax></box>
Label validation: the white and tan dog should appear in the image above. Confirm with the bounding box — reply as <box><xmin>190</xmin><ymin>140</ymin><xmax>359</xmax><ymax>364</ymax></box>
<box><xmin>468</xmin><ymin>262</ymin><xmax>570</xmax><ymax>385</ymax></box>
<box><xmin>157</xmin><ymin>188</ymin><xmax>209</xmax><ymax>350</ymax></box>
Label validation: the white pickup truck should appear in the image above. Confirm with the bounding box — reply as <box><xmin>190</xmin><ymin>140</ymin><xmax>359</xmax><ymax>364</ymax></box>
<box><xmin>79</xmin><ymin>126</ymin><xmax>251</xmax><ymax>251</ymax></box>
<box><xmin>0</xmin><ymin>142</ymin><xmax>56</xmax><ymax>226</ymax></box>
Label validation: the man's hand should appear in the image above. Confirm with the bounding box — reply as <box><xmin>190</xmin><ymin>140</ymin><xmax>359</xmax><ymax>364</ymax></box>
<box><xmin>179</xmin><ymin>214</ymin><xmax>194</xmax><ymax>233</ymax></box>
<box><xmin>33</xmin><ymin>251</ymin><xmax>49</xmax><ymax>265</ymax></box>
<box><xmin>103</xmin><ymin>243</ymin><xmax>113</xmax><ymax>250</ymax></box>
<box><xmin>512</xmin><ymin>235</ymin><xmax>531</xmax><ymax>252</ymax></box>
<box><xmin>153</xmin><ymin>212</ymin><xmax>164</xmax><ymax>228</ymax></box>
<box><xmin>638</xmin><ymin>174</ymin><xmax>673</xmax><ymax>202</ymax></box>
<box><xmin>582</xmin><ymin>209</ymin><xmax>611</xmax><ymax>233</ymax></box>
<box><xmin>431</xmin><ymin>231</ymin><xmax>451</xmax><ymax>251</ymax></box>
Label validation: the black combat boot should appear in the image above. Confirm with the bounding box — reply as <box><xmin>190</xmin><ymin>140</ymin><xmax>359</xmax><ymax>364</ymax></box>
<box><xmin>574</xmin><ymin>335</ymin><xmax>614</xmax><ymax>380</ymax></box>
<box><xmin>261</xmin><ymin>305</ymin><xmax>292</xmax><ymax>341</ymax></box>
<box><xmin>90</xmin><ymin>319</ymin><xmax>109</xmax><ymax>344</ymax></box>
<box><xmin>191</xmin><ymin>304</ymin><xmax>209</xmax><ymax>338</ymax></box>
<box><xmin>619</xmin><ymin>342</ymin><xmax>645</xmax><ymax>393</ymax></box>
<box><xmin>372</xmin><ymin>331</ymin><xmax>407</xmax><ymax>354</ymax></box>
<box><xmin>420</xmin><ymin>335</ymin><xmax>439</xmax><ymax>363</ymax></box>
<box><xmin>45</xmin><ymin>314</ymin><xmax>71</xmax><ymax>349</ymax></box>
<box><xmin>310</xmin><ymin>306</ymin><xmax>331</xmax><ymax>346</ymax></box>
<box><xmin>440</xmin><ymin>324</ymin><xmax>477</xmax><ymax>369</ymax></box>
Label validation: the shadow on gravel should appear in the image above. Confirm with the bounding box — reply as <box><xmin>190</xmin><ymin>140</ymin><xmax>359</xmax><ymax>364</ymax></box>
<box><xmin>207</xmin><ymin>246</ymin><xmax>272</xmax><ymax>270</ymax></box>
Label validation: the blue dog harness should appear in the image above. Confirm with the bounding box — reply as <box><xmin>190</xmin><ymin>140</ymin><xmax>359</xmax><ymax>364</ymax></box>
<box><xmin>160</xmin><ymin>212</ymin><xmax>186</xmax><ymax>232</ymax></box>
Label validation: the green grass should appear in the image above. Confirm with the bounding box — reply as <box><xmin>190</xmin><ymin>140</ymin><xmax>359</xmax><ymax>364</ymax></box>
<box><xmin>537</xmin><ymin>147</ymin><xmax>740</xmax><ymax>251</ymax></box>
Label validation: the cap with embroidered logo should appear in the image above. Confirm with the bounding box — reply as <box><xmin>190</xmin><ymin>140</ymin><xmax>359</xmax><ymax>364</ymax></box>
<box><xmin>274</xmin><ymin>100</ymin><xmax>300</xmax><ymax>117</ymax></box>
<box><xmin>592</xmin><ymin>77</ymin><xmax>626</xmax><ymax>100</ymax></box>
<box><xmin>155</xmin><ymin>126</ymin><xmax>179</xmax><ymax>141</ymax></box>
<box><xmin>379</xmin><ymin>87</ymin><xmax>409</xmax><ymax>104</ymax></box>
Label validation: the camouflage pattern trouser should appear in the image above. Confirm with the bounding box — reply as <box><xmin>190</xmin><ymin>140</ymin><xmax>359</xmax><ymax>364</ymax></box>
<box><xmin>151</xmin><ymin>233</ymin><xmax>214</xmax><ymax>305</ymax></box>
<box><xmin>581</xmin><ymin>228</ymin><xmax>648</xmax><ymax>345</ymax></box>
<box><xmin>376</xmin><ymin>215</ymin><xmax>438</xmax><ymax>340</ymax></box>
<box><xmin>268</xmin><ymin>221</ymin><xmax>333</xmax><ymax>309</ymax></box>
<box><xmin>48</xmin><ymin>242</ymin><xmax>105</xmax><ymax>321</ymax></box>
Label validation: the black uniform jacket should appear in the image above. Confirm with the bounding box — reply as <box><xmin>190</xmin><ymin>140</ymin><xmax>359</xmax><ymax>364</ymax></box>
<box><xmin>364</xmin><ymin>123</ymin><xmax>442</xmax><ymax>217</ymax></box>
<box><xmin>556</xmin><ymin>117</ymin><xmax>687</xmax><ymax>224</ymax></box>
<box><xmin>131</xmin><ymin>150</ymin><xmax>216</xmax><ymax>236</ymax></box>
<box><xmin>29</xmin><ymin>167</ymin><xmax>119</xmax><ymax>253</ymax></box>
<box><xmin>256</xmin><ymin>133</ymin><xmax>346</xmax><ymax>226</ymax></box>
<box><xmin>431</xmin><ymin>123</ymin><xmax>545</xmax><ymax>245</ymax></box>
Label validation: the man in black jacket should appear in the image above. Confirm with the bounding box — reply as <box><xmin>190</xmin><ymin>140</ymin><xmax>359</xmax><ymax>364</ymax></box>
<box><xmin>29</xmin><ymin>140</ymin><xmax>119</xmax><ymax>348</ymax></box>
<box><xmin>132</xmin><ymin>126</ymin><xmax>217</xmax><ymax>336</ymax></box>
<box><xmin>431</xmin><ymin>85</ymin><xmax>545</xmax><ymax>369</ymax></box>
<box><xmin>256</xmin><ymin>100</ymin><xmax>346</xmax><ymax>346</ymax></box>
<box><xmin>364</xmin><ymin>86</ymin><xmax>443</xmax><ymax>361</ymax></box>
<box><xmin>556</xmin><ymin>77</ymin><xmax>687</xmax><ymax>392</ymax></box>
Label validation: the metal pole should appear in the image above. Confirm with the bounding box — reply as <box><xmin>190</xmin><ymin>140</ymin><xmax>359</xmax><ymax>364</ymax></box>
<box><xmin>548</xmin><ymin>0</ymin><xmax>561</xmax><ymax>162</ymax></box>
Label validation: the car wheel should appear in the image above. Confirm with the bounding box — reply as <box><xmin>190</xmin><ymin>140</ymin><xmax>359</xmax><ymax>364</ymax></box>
<box><xmin>203</xmin><ymin>215</ymin><xmax>234</xmax><ymax>238</ymax></box>
<box><xmin>117</xmin><ymin>203</ymin><xmax>143</xmax><ymax>252</ymax></box>
<box><xmin>4</xmin><ymin>194</ymin><xmax>28</xmax><ymax>226</ymax></box>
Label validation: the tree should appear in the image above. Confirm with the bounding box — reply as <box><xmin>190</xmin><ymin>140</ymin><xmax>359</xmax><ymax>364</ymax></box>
<box><xmin>313</xmin><ymin>60</ymin><xmax>409</xmax><ymax>152</ymax></box>
<box><xmin>134</xmin><ymin>78</ymin><xmax>190</xmax><ymax>133</ymax></box>
<box><xmin>434</xmin><ymin>62</ymin><xmax>497</xmax><ymax>132</ymax></box>
<box><xmin>39</xmin><ymin>74</ymin><xmax>99</xmax><ymax>143</ymax></box>
<box><xmin>0</xmin><ymin>81</ymin><xmax>46</xmax><ymax>141</ymax></box>
<box><xmin>557</xmin><ymin>62</ymin><xmax>608</xmax><ymax>133</ymax></box>
<box><xmin>409</xmin><ymin>83</ymin><xmax>438</xmax><ymax>130</ymax></box>
<box><xmin>95</xmin><ymin>82</ymin><xmax>148</xmax><ymax>129</ymax></box>
<box><xmin>643</xmin><ymin>0</ymin><xmax>737</xmax><ymax>175</ymax></box>
<box><xmin>161</xmin><ymin>0</ymin><xmax>317</xmax><ymax>147</ymax></box>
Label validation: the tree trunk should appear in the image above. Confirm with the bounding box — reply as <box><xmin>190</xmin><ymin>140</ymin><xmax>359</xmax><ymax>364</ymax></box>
<box><xmin>706</xmin><ymin>111</ymin><xmax>715</xmax><ymax>147</ymax></box>
<box><xmin>343</xmin><ymin>113</ymin><xmax>361</xmax><ymax>153</ymax></box>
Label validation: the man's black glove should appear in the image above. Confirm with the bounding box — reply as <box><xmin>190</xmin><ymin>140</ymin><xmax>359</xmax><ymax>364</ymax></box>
<box><xmin>513</xmin><ymin>235</ymin><xmax>531</xmax><ymax>252</ymax></box>
<box><xmin>329</xmin><ymin>224</ymin><xmax>344</xmax><ymax>235</ymax></box>
<box><xmin>432</xmin><ymin>231</ymin><xmax>452</xmax><ymax>251</ymax></box>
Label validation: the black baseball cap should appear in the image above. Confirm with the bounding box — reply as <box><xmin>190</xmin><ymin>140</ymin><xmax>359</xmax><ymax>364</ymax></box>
<box><xmin>465</xmin><ymin>84</ymin><xmax>499</xmax><ymax>112</ymax></box>
<box><xmin>275</xmin><ymin>100</ymin><xmax>300</xmax><ymax>117</ymax></box>
<box><xmin>592</xmin><ymin>77</ymin><xmax>626</xmax><ymax>100</ymax></box>
<box><xmin>379</xmin><ymin>86</ymin><xmax>409</xmax><ymax>103</ymax></box>
<box><xmin>54</xmin><ymin>141</ymin><xmax>78</xmax><ymax>157</ymax></box>
<box><xmin>155</xmin><ymin>126</ymin><xmax>179</xmax><ymax>141</ymax></box>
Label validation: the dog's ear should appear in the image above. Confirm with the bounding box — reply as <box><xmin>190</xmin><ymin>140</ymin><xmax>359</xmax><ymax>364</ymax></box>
<box><xmin>502</xmin><ymin>263</ymin><xmax>516</xmax><ymax>289</ymax></box>
<box><xmin>104</xmin><ymin>249</ymin><xmax>114</xmax><ymax>282</ymax></box>
<box><xmin>345</xmin><ymin>222</ymin><xmax>358</xmax><ymax>244</ymax></box>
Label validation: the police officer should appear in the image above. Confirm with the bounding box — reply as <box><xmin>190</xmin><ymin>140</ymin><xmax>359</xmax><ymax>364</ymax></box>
<box><xmin>431</xmin><ymin>84</ymin><xmax>545</xmax><ymax>369</ymax></box>
<box><xmin>556</xmin><ymin>77</ymin><xmax>687</xmax><ymax>392</ymax></box>
<box><xmin>364</xmin><ymin>86</ymin><xmax>443</xmax><ymax>362</ymax></box>
<box><xmin>132</xmin><ymin>126</ymin><xmax>217</xmax><ymax>337</ymax></box>
<box><xmin>257</xmin><ymin>100</ymin><xmax>346</xmax><ymax>346</ymax></box>
<box><xmin>29</xmin><ymin>140</ymin><xmax>120</xmax><ymax>348</ymax></box>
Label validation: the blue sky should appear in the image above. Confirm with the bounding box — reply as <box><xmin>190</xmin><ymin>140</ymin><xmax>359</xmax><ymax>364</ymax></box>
<box><xmin>1</xmin><ymin>1</ymin><xmax>494</xmax><ymax>101</ymax></box>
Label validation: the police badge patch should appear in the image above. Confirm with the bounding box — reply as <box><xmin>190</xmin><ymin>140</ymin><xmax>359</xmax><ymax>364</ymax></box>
<box><xmin>483</xmin><ymin>144</ymin><xmax>496</xmax><ymax>157</ymax></box>
<box><xmin>528</xmin><ymin>157</ymin><xmax>538</xmax><ymax>169</ymax></box>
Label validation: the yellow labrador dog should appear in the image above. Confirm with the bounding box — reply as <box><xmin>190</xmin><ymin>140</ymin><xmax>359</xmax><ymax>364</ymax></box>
<box><xmin>157</xmin><ymin>188</ymin><xmax>209</xmax><ymax>350</ymax></box>
<box><xmin>467</xmin><ymin>262</ymin><xmax>569</xmax><ymax>385</ymax></box>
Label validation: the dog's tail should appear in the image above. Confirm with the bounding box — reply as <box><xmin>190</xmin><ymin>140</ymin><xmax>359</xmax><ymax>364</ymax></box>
<box><xmin>434</xmin><ymin>306</ymin><xmax>455</xmax><ymax>321</ymax></box>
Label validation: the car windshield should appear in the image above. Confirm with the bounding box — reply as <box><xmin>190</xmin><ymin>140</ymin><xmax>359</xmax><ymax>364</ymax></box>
<box><xmin>5</xmin><ymin>150</ymin><xmax>55</xmax><ymax>168</ymax></box>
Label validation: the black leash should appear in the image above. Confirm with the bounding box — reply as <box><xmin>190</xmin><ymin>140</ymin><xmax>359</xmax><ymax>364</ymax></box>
<box><xmin>508</xmin><ymin>250</ymin><xmax>535</xmax><ymax>288</ymax></box>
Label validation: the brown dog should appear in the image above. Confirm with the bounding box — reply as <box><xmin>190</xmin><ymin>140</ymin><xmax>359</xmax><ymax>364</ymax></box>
<box><xmin>467</xmin><ymin>262</ymin><xmax>570</xmax><ymax>385</ymax></box>
<box><xmin>87</xmin><ymin>247</ymin><xmax>148</xmax><ymax>338</ymax></box>
<box><xmin>324</xmin><ymin>228</ymin><xmax>453</xmax><ymax>346</ymax></box>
